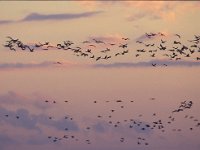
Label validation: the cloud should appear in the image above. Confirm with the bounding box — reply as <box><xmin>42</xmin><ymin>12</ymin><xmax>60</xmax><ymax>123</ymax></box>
<box><xmin>78</xmin><ymin>1</ymin><xmax>200</xmax><ymax>21</ymax></box>
<box><xmin>92</xmin><ymin>121</ymin><xmax>111</xmax><ymax>133</ymax></box>
<box><xmin>0</xmin><ymin>11</ymin><xmax>103</xmax><ymax>25</ymax></box>
<box><xmin>88</xmin><ymin>119</ymin><xmax>153</xmax><ymax>137</ymax></box>
<box><xmin>0</xmin><ymin>91</ymin><xmax>80</xmax><ymax>148</ymax></box>
<box><xmin>35</xmin><ymin>114</ymin><xmax>79</xmax><ymax>131</ymax></box>
<box><xmin>127</xmin><ymin>11</ymin><xmax>161</xmax><ymax>22</ymax></box>
<box><xmin>0</xmin><ymin>91</ymin><xmax>25</xmax><ymax>104</ymax></box>
<box><xmin>124</xmin><ymin>1</ymin><xmax>200</xmax><ymax>22</ymax></box>
<box><xmin>0</xmin><ymin>107</ymin><xmax>39</xmax><ymax>131</ymax></box>
<box><xmin>0</xmin><ymin>61</ymin><xmax>83</xmax><ymax>70</ymax></box>
<box><xmin>0</xmin><ymin>91</ymin><xmax>53</xmax><ymax>111</ymax></box>
<box><xmin>126</xmin><ymin>12</ymin><xmax>146</xmax><ymax>22</ymax></box>
<box><xmin>0</xmin><ymin>91</ymin><xmax>79</xmax><ymax>132</ymax></box>
<box><xmin>135</xmin><ymin>33</ymin><xmax>154</xmax><ymax>42</ymax></box>
<box><xmin>93</xmin><ymin>60</ymin><xmax>200</xmax><ymax>68</ymax></box>
<box><xmin>0</xmin><ymin>61</ymin><xmax>54</xmax><ymax>69</ymax></box>
<box><xmin>21</xmin><ymin>11</ymin><xmax>103</xmax><ymax>22</ymax></box>
<box><xmin>125</xmin><ymin>2</ymin><xmax>172</xmax><ymax>21</ymax></box>
<box><xmin>134</xmin><ymin>32</ymin><xmax>171</xmax><ymax>42</ymax></box>
<box><xmin>88</xmin><ymin>34</ymin><xmax>125</xmax><ymax>44</ymax></box>
<box><xmin>0</xmin><ymin>20</ymin><xmax>14</xmax><ymax>24</ymax></box>
<box><xmin>0</xmin><ymin>106</ymin><xmax>79</xmax><ymax>132</ymax></box>
<box><xmin>129</xmin><ymin>120</ymin><xmax>153</xmax><ymax>134</ymax></box>
<box><xmin>0</xmin><ymin>133</ymin><xmax>17</xmax><ymax>150</ymax></box>
<box><xmin>1</xmin><ymin>59</ymin><xmax>199</xmax><ymax>71</ymax></box>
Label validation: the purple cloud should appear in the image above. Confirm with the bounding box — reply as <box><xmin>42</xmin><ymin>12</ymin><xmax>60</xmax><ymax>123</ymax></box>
<box><xmin>0</xmin><ymin>92</ymin><xmax>79</xmax><ymax>131</ymax></box>
<box><xmin>0</xmin><ymin>60</ymin><xmax>87</xmax><ymax>70</ymax></box>
<box><xmin>0</xmin><ymin>106</ymin><xmax>79</xmax><ymax>131</ymax></box>
<box><xmin>0</xmin><ymin>133</ymin><xmax>17</xmax><ymax>150</ymax></box>
<box><xmin>0</xmin><ymin>107</ymin><xmax>39</xmax><ymax>131</ymax></box>
<box><xmin>0</xmin><ymin>20</ymin><xmax>14</xmax><ymax>24</ymax></box>
<box><xmin>0</xmin><ymin>91</ymin><xmax>52</xmax><ymax>111</ymax></box>
<box><xmin>93</xmin><ymin>60</ymin><xmax>200</xmax><ymax>68</ymax></box>
<box><xmin>91</xmin><ymin>121</ymin><xmax>111</xmax><ymax>133</ymax></box>
<box><xmin>21</xmin><ymin>11</ymin><xmax>102</xmax><ymax>22</ymax></box>
<box><xmin>0</xmin><ymin>62</ymin><xmax>54</xmax><ymax>69</ymax></box>
<box><xmin>0</xmin><ymin>11</ymin><xmax>103</xmax><ymax>25</ymax></box>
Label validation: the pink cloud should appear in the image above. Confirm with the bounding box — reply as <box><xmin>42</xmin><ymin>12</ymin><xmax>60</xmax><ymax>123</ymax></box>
<box><xmin>77</xmin><ymin>1</ymin><xmax>200</xmax><ymax>22</ymax></box>
<box><xmin>135</xmin><ymin>32</ymin><xmax>173</xmax><ymax>42</ymax></box>
<box><xmin>88</xmin><ymin>34</ymin><xmax>126</xmax><ymax>44</ymax></box>
<box><xmin>128</xmin><ymin>1</ymin><xmax>200</xmax><ymax>21</ymax></box>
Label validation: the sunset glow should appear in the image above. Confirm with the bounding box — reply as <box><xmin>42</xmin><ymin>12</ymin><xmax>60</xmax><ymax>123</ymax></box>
<box><xmin>0</xmin><ymin>1</ymin><xmax>200</xmax><ymax>150</ymax></box>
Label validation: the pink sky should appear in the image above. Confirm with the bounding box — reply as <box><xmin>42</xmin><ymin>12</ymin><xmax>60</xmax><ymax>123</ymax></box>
<box><xmin>0</xmin><ymin>1</ymin><xmax>200</xmax><ymax>150</ymax></box>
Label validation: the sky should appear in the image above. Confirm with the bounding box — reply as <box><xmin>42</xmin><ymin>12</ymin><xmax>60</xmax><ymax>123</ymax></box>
<box><xmin>0</xmin><ymin>1</ymin><xmax>200</xmax><ymax>150</ymax></box>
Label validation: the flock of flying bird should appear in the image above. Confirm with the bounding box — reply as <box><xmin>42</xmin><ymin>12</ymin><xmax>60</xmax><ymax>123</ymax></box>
<box><xmin>1</xmin><ymin>32</ymin><xmax>200</xmax><ymax>147</ymax></box>
<box><xmin>3</xmin><ymin>32</ymin><xmax>200</xmax><ymax>66</ymax></box>
<box><xmin>1</xmin><ymin>98</ymin><xmax>199</xmax><ymax>146</ymax></box>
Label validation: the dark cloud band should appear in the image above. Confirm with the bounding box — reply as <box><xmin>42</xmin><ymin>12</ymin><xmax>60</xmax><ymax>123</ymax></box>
<box><xmin>0</xmin><ymin>11</ymin><xmax>103</xmax><ymax>25</ymax></box>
